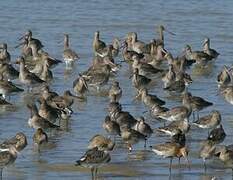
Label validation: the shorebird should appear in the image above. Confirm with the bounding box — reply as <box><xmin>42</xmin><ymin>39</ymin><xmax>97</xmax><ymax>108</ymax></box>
<box><xmin>73</xmin><ymin>74</ymin><xmax>88</xmax><ymax>98</ymax></box>
<box><xmin>39</xmin><ymin>59</ymin><xmax>53</xmax><ymax>81</ymax></box>
<box><xmin>129</xmin><ymin>32</ymin><xmax>144</xmax><ymax>52</ymax></box>
<box><xmin>33</xmin><ymin>128</ymin><xmax>48</xmax><ymax>151</ymax></box>
<box><xmin>96</xmin><ymin>45</ymin><xmax>114</xmax><ymax>58</ymax></box>
<box><xmin>157</xmin><ymin>104</ymin><xmax>191</xmax><ymax>123</ymax></box>
<box><xmin>111</xmin><ymin>38</ymin><xmax>121</xmax><ymax>57</ymax></box>
<box><xmin>149</xmin><ymin>44</ymin><xmax>167</xmax><ymax>65</ymax></box>
<box><xmin>0</xmin><ymin>63</ymin><xmax>19</xmax><ymax>80</ymax></box>
<box><xmin>133</xmin><ymin>116</ymin><xmax>153</xmax><ymax>148</ymax></box>
<box><xmin>192</xmin><ymin>110</ymin><xmax>221</xmax><ymax>131</ymax></box>
<box><xmin>184</xmin><ymin>45</ymin><xmax>213</xmax><ymax>66</ymax></box>
<box><xmin>88</xmin><ymin>134</ymin><xmax>115</xmax><ymax>151</ymax></box>
<box><xmin>92</xmin><ymin>31</ymin><xmax>106</xmax><ymax>55</ymax></box>
<box><xmin>155</xmin><ymin>25</ymin><xmax>175</xmax><ymax>47</ymax></box>
<box><xmin>40</xmin><ymin>89</ymin><xmax>73</xmax><ymax>118</ymax></box>
<box><xmin>215</xmin><ymin>145</ymin><xmax>233</xmax><ymax>175</ymax></box>
<box><xmin>38</xmin><ymin>98</ymin><xmax>61</xmax><ymax>123</ymax></box>
<box><xmin>108</xmin><ymin>102</ymin><xmax>137</xmax><ymax>129</ymax></box>
<box><xmin>0</xmin><ymin>75</ymin><xmax>24</xmax><ymax>99</ymax></box>
<box><xmin>221</xmin><ymin>86</ymin><xmax>233</xmax><ymax>105</ymax></box>
<box><xmin>122</xmin><ymin>41</ymin><xmax>144</xmax><ymax>62</ymax></box>
<box><xmin>183</xmin><ymin>91</ymin><xmax>213</xmax><ymax>120</ymax></box>
<box><xmin>41</xmin><ymin>85</ymin><xmax>59</xmax><ymax>100</ymax></box>
<box><xmin>120</xmin><ymin>126</ymin><xmax>146</xmax><ymax>152</ymax></box>
<box><xmin>207</xmin><ymin>124</ymin><xmax>226</xmax><ymax>144</ymax></box>
<box><xmin>203</xmin><ymin>38</ymin><xmax>219</xmax><ymax>59</ymax></box>
<box><xmin>151</xmin><ymin>142</ymin><xmax>189</xmax><ymax>172</ymax></box>
<box><xmin>217</xmin><ymin>66</ymin><xmax>231</xmax><ymax>87</ymax></box>
<box><xmin>63</xmin><ymin>34</ymin><xmax>79</xmax><ymax>66</ymax></box>
<box><xmin>108</xmin><ymin>81</ymin><xmax>122</xmax><ymax>103</ymax></box>
<box><xmin>27</xmin><ymin>103</ymin><xmax>60</xmax><ymax>130</ymax></box>
<box><xmin>138</xmin><ymin>88</ymin><xmax>165</xmax><ymax>108</ymax></box>
<box><xmin>102</xmin><ymin>115</ymin><xmax>121</xmax><ymax>138</ymax></box>
<box><xmin>132</xmin><ymin>56</ymin><xmax>163</xmax><ymax>76</ymax></box>
<box><xmin>157</xmin><ymin>118</ymin><xmax>190</xmax><ymax>136</ymax></box>
<box><xmin>199</xmin><ymin>140</ymin><xmax>216</xmax><ymax>171</ymax></box>
<box><xmin>47</xmin><ymin>90</ymin><xmax>80</xmax><ymax>111</ymax></box>
<box><xmin>162</xmin><ymin>64</ymin><xmax>176</xmax><ymax>88</ymax></box>
<box><xmin>171</xmin><ymin>129</ymin><xmax>186</xmax><ymax>147</ymax></box>
<box><xmin>163</xmin><ymin>79</ymin><xmax>188</xmax><ymax>94</ymax></box>
<box><xmin>83</xmin><ymin>56</ymin><xmax>118</xmax><ymax>78</ymax></box>
<box><xmin>18</xmin><ymin>30</ymin><xmax>44</xmax><ymax>50</ymax></box>
<box><xmin>131</xmin><ymin>68</ymin><xmax>151</xmax><ymax>91</ymax></box>
<box><xmin>0</xmin><ymin>43</ymin><xmax>10</xmax><ymax>64</ymax></box>
<box><xmin>0</xmin><ymin>132</ymin><xmax>27</xmax><ymax>152</ymax></box>
<box><xmin>86</xmin><ymin>65</ymin><xmax>111</xmax><ymax>91</ymax></box>
<box><xmin>75</xmin><ymin>147</ymin><xmax>111</xmax><ymax>180</ymax></box>
<box><xmin>0</xmin><ymin>145</ymin><xmax>19</xmax><ymax>180</ymax></box>
<box><xmin>16</xmin><ymin>56</ymin><xmax>45</xmax><ymax>89</ymax></box>
<box><xmin>26</xmin><ymin>42</ymin><xmax>61</xmax><ymax>69</ymax></box>
<box><xmin>150</xmin><ymin>104</ymin><xmax>169</xmax><ymax>119</ymax></box>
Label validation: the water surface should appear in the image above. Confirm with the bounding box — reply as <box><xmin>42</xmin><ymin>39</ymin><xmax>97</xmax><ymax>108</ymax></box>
<box><xmin>0</xmin><ymin>0</ymin><xmax>233</xmax><ymax>179</ymax></box>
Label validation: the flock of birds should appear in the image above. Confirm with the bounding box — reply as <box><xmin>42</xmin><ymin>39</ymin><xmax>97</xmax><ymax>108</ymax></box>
<box><xmin>0</xmin><ymin>25</ymin><xmax>232</xmax><ymax>180</ymax></box>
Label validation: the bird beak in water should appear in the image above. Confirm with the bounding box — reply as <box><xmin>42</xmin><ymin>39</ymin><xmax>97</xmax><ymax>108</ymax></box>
<box><xmin>165</xmin><ymin>28</ymin><xmax>176</xmax><ymax>35</ymax></box>
<box><xmin>129</xmin><ymin>74</ymin><xmax>133</xmax><ymax>79</ymax></box>
<box><xmin>18</xmin><ymin>34</ymin><xmax>26</xmax><ymax>41</ymax></box>
<box><xmin>14</xmin><ymin>41</ymin><xmax>26</xmax><ymax>49</ymax></box>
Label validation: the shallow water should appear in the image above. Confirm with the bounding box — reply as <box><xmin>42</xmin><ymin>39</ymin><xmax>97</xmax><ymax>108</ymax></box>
<box><xmin>0</xmin><ymin>0</ymin><xmax>233</xmax><ymax>179</ymax></box>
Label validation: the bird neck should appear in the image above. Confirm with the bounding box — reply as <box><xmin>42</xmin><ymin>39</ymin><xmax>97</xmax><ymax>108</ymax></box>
<box><xmin>203</xmin><ymin>41</ymin><xmax>210</xmax><ymax>51</ymax></box>
<box><xmin>64</xmin><ymin>36</ymin><xmax>69</xmax><ymax>49</ymax></box>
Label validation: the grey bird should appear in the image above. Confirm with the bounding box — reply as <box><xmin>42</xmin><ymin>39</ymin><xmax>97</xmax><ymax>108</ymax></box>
<box><xmin>109</xmin><ymin>81</ymin><xmax>122</xmax><ymax>102</ymax></box>
<box><xmin>75</xmin><ymin>147</ymin><xmax>110</xmax><ymax>180</ymax></box>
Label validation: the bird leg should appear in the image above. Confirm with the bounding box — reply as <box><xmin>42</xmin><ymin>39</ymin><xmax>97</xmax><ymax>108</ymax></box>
<box><xmin>178</xmin><ymin>157</ymin><xmax>181</xmax><ymax>168</ymax></box>
<box><xmin>192</xmin><ymin>112</ymin><xmax>195</xmax><ymax>122</ymax></box>
<box><xmin>0</xmin><ymin>168</ymin><xmax>2</xmax><ymax>180</ymax></box>
<box><xmin>203</xmin><ymin>158</ymin><xmax>207</xmax><ymax>172</ymax></box>
<box><xmin>169</xmin><ymin>158</ymin><xmax>173</xmax><ymax>172</ymax></box>
<box><xmin>197</xmin><ymin>111</ymin><xmax>200</xmax><ymax>120</ymax></box>
<box><xmin>95</xmin><ymin>167</ymin><xmax>98</xmax><ymax>180</ymax></box>
<box><xmin>144</xmin><ymin>139</ymin><xmax>147</xmax><ymax>149</ymax></box>
<box><xmin>232</xmin><ymin>168</ymin><xmax>233</xmax><ymax>178</ymax></box>
<box><xmin>91</xmin><ymin>167</ymin><xmax>94</xmax><ymax>180</ymax></box>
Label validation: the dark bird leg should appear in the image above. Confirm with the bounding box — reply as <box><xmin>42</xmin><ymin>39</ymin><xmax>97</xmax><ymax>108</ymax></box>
<box><xmin>197</xmin><ymin>111</ymin><xmax>200</xmax><ymax>120</ymax></box>
<box><xmin>144</xmin><ymin>139</ymin><xmax>147</xmax><ymax>149</ymax></box>
<box><xmin>178</xmin><ymin>157</ymin><xmax>181</xmax><ymax>168</ymax></box>
<box><xmin>95</xmin><ymin>167</ymin><xmax>98</xmax><ymax>180</ymax></box>
<box><xmin>203</xmin><ymin>158</ymin><xmax>207</xmax><ymax>172</ymax></box>
<box><xmin>38</xmin><ymin>144</ymin><xmax>41</xmax><ymax>154</ymax></box>
<box><xmin>0</xmin><ymin>168</ymin><xmax>2</xmax><ymax>180</ymax></box>
<box><xmin>231</xmin><ymin>168</ymin><xmax>233</xmax><ymax>179</ymax></box>
<box><xmin>169</xmin><ymin>158</ymin><xmax>173</xmax><ymax>173</ymax></box>
<box><xmin>91</xmin><ymin>167</ymin><xmax>94</xmax><ymax>180</ymax></box>
<box><xmin>192</xmin><ymin>112</ymin><xmax>195</xmax><ymax>122</ymax></box>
